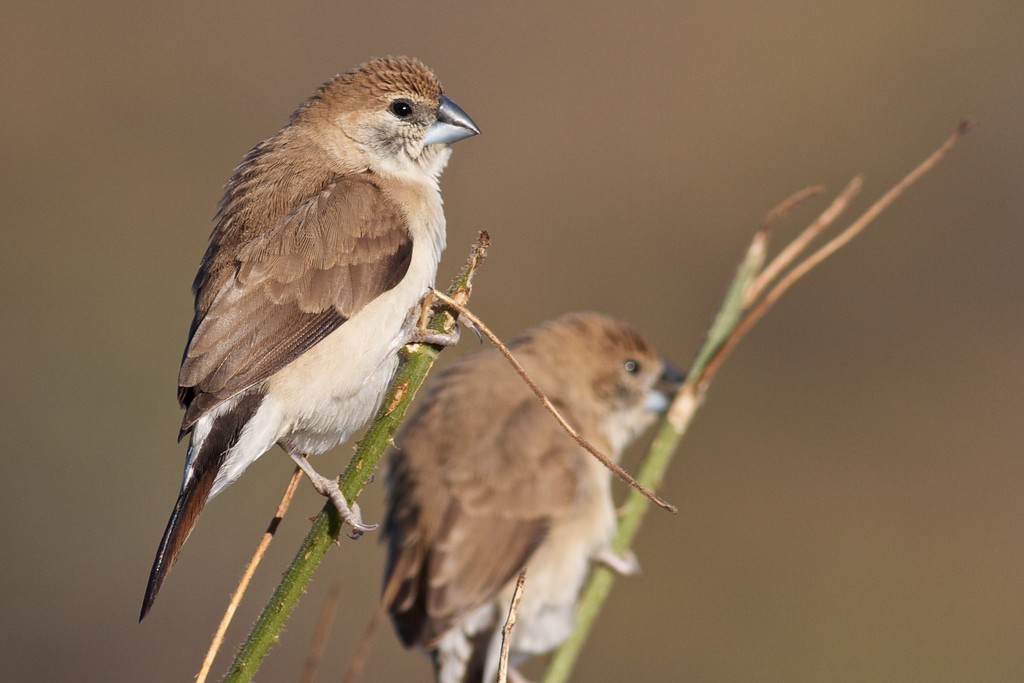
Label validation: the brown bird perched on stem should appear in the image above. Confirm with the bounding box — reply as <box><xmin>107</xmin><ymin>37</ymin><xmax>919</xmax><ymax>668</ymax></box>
<box><xmin>383</xmin><ymin>312</ymin><xmax>683</xmax><ymax>683</ymax></box>
<box><xmin>140</xmin><ymin>56</ymin><xmax>479</xmax><ymax>620</ymax></box>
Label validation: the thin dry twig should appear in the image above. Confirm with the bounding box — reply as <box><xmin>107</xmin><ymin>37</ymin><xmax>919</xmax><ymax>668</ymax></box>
<box><xmin>760</xmin><ymin>185</ymin><xmax>825</xmax><ymax>230</ymax></box>
<box><xmin>298</xmin><ymin>581</ymin><xmax>342</xmax><ymax>683</ymax></box>
<box><xmin>428</xmin><ymin>290</ymin><xmax>676</xmax><ymax>513</ymax></box>
<box><xmin>497</xmin><ymin>570</ymin><xmax>528</xmax><ymax>683</ymax></box>
<box><xmin>195</xmin><ymin>467</ymin><xmax>304</xmax><ymax>683</ymax></box>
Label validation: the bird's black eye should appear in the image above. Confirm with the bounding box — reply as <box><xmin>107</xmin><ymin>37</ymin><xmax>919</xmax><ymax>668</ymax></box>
<box><xmin>623</xmin><ymin>359</ymin><xmax>641</xmax><ymax>375</ymax></box>
<box><xmin>389</xmin><ymin>99</ymin><xmax>414</xmax><ymax>119</ymax></box>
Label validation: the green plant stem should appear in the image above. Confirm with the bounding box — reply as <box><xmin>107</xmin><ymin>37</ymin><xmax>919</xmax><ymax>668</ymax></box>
<box><xmin>223</xmin><ymin>234</ymin><xmax>488</xmax><ymax>683</ymax></box>
<box><xmin>541</xmin><ymin>233</ymin><xmax>763</xmax><ymax>683</ymax></box>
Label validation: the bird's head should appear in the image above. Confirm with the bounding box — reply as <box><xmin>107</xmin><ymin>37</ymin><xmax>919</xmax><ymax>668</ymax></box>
<box><xmin>307</xmin><ymin>56</ymin><xmax>479</xmax><ymax>181</ymax></box>
<box><xmin>517</xmin><ymin>313</ymin><xmax>683</xmax><ymax>455</ymax></box>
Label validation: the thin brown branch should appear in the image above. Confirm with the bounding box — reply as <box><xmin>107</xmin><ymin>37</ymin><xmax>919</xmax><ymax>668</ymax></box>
<box><xmin>497</xmin><ymin>570</ymin><xmax>528</xmax><ymax>683</ymax></box>
<box><xmin>195</xmin><ymin>467</ymin><xmax>304</xmax><ymax>683</ymax></box>
<box><xmin>761</xmin><ymin>185</ymin><xmax>825</xmax><ymax>230</ymax></box>
<box><xmin>298</xmin><ymin>581</ymin><xmax>342</xmax><ymax>683</ymax></box>
<box><xmin>428</xmin><ymin>290</ymin><xmax>676</xmax><ymax>513</ymax></box>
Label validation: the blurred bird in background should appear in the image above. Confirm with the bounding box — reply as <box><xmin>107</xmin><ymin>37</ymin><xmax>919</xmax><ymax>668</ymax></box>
<box><xmin>140</xmin><ymin>56</ymin><xmax>479</xmax><ymax>620</ymax></box>
<box><xmin>384</xmin><ymin>312</ymin><xmax>683</xmax><ymax>682</ymax></box>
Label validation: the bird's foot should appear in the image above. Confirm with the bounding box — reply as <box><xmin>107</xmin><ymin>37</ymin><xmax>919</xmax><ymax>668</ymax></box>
<box><xmin>290</xmin><ymin>453</ymin><xmax>377</xmax><ymax>538</ymax></box>
<box><xmin>407</xmin><ymin>325</ymin><xmax>461</xmax><ymax>347</ymax></box>
<box><xmin>403</xmin><ymin>294</ymin><xmax>462</xmax><ymax>347</ymax></box>
<box><xmin>462</xmin><ymin>317</ymin><xmax>484</xmax><ymax>344</ymax></box>
<box><xmin>321</xmin><ymin>482</ymin><xmax>377</xmax><ymax>539</ymax></box>
<box><xmin>594</xmin><ymin>547</ymin><xmax>641</xmax><ymax>576</ymax></box>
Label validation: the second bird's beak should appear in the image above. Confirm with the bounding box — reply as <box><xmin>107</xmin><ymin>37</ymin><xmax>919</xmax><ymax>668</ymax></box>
<box><xmin>644</xmin><ymin>359</ymin><xmax>687</xmax><ymax>412</ymax></box>
<box><xmin>660</xmin><ymin>359</ymin><xmax>687</xmax><ymax>389</ymax></box>
<box><xmin>423</xmin><ymin>95</ymin><xmax>481</xmax><ymax>146</ymax></box>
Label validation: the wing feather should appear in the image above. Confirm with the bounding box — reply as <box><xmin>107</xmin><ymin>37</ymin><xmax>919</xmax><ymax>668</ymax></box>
<box><xmin>386</xmin><ymin>356</ymin><xmax>588</xmax><ymax>646</ymax></box>
<box><xmin>178</xmin><ymin>175</ymin><xmax>412</xmax><ymax>432</ymax></box>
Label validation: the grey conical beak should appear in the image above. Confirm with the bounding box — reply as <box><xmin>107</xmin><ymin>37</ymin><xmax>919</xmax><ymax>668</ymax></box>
<box><xmin>644</xmin><ymin>359</ymin><xmax>687</xmax><ymax>412</ymax></box>
<box><xmin>660</xmin><ymin>359</ymin><xmax>687</xmax><ymax>388</ymax></box>
<box><xmin>423</xmin><ymin>94</ymin><xmax>481</xmax><ymax>146</ymax></box>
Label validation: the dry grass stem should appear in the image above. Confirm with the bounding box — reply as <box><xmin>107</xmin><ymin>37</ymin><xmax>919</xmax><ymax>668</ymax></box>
<box><xmin>195</xmin><ymin>467</ymin><xmax>304</xmax><ymax>683</ymax></box>
<box><xmin>497</xmin><ymin>570</ymin><xmax>528</xmax><ymax>683</ymax></box>
<box><xmin>760</xmin><ymin>185</ymin><xmax>826</xmax><ymax>229</ymax></box>
<box><xmin>428</xmin><ymin>290</ymin><xmax>676</xmax><ymax>513</ymax></box>
<box><xmin>298</xmin><ymin>581</ymin><xmax>342</xmax><ymax>683</ymax></box>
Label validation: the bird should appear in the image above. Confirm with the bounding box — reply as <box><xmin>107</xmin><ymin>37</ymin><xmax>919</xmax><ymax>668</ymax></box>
<box><xmin>383</xmin><ymin>312</ymin><xmax>683</xmax><ymax>682</ymax></box>
<box><xmin>140</xmin><ymin>56</ymin><xmax>480</xmax><ymax>621</ymax></box>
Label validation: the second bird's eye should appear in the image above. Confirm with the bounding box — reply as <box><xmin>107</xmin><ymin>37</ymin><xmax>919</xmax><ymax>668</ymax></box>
<box><xmin>389</xmin><ymin>99</ymin><xmax>414</xmax><ymax>119</ymax></box>
<box><xmin>623</xmin><ymin>359</ymin><xmax>641</xmax><ymax>375</ymax></box>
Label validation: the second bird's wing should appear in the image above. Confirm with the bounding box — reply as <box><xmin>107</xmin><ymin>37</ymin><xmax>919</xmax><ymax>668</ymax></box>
<box><xmin>387</xmin><ymin>388</ymin><xmax>587</xmax><ymax>647</ymax></box>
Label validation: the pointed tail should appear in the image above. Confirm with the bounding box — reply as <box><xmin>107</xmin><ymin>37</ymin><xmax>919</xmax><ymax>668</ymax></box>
<box><xmin>140</xmin><ymin>391</ymin><xmax>264</xmax><ymax>620</ymax></box>
<box><xmin>139</xmin><ymin>464</ymin><xmax>217</xmax><ymax>621</ymax></box>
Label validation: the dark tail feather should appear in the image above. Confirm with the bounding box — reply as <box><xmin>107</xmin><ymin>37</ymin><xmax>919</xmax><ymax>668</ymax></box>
<box><xmin>140</xmin><ymin>391</ymin><xmax>263</xmax><ymax>621</ymax></box>
<box><xmin>139</xmin><ymin>464</ymin><xmax>217</xmax><ymax>620</ymax></box>
<box><xmin>461</xmin><ymin>630</ymin><xmax>491</xmax><ymax>683</ymax></box>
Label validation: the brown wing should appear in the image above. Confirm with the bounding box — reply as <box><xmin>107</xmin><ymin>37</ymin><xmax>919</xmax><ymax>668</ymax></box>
<box><xmin>178</xmin><ymin>175</ymin><xmax>412</xmax><ymax>432</ymax></box>
<box><xmin>386</xmin><ymin>360</ymin><xmax>586</xmax><ymax>647</ymax></box>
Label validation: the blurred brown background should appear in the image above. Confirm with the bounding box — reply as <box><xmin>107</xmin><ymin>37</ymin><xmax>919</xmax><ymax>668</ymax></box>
<box><xmin>2</xmin><ymin>2</ymin><xmax>1021</xmax><ymax>681</ymax></box>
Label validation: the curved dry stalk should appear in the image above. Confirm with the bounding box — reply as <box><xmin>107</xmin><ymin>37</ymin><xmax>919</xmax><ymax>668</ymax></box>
<box><xmin>760</xmin><ymin>185</ymin><xmax>826</xmax><ymax>230</ymax></box>
<box><xmin>195</xmin><ymin>467</ymin><xmax>303</xmax><ymax>683</ymax></box>
<box><xmin>428</xmin><ymin>290</ymin><xmax>676</xmax><ymax>513</ymax></box>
